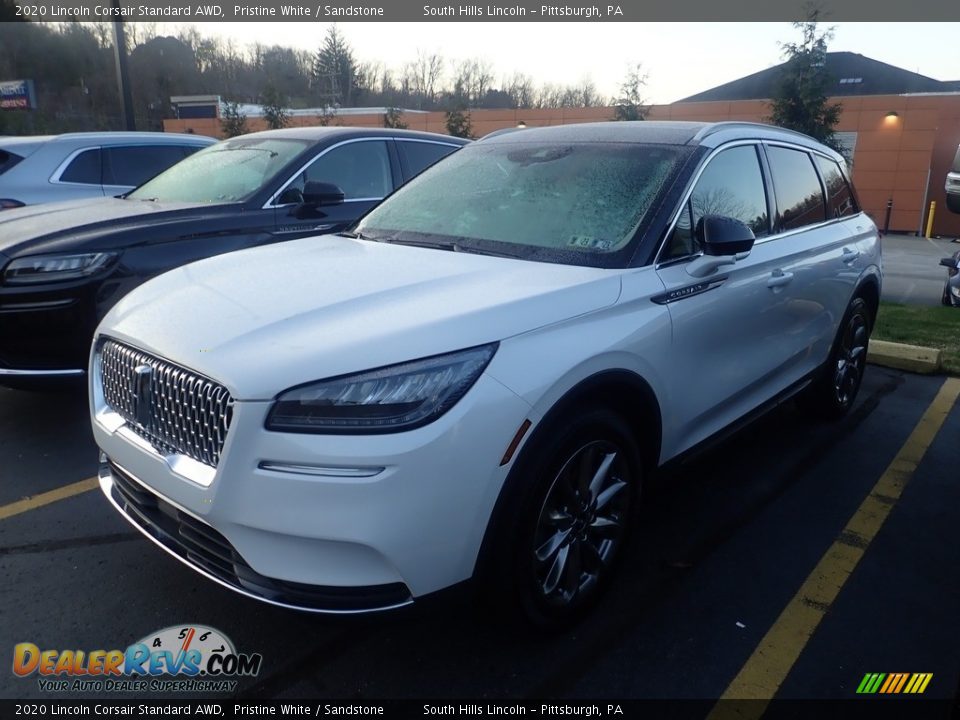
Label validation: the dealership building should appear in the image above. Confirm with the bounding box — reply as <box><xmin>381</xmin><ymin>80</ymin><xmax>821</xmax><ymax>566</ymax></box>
<box><xmin>165</xmin><ymin>52</ymin><xmax>960</xmax><ymax>238</ymax></box>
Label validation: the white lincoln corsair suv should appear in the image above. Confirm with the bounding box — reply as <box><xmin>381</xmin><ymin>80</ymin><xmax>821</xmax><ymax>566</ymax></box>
<box><xmin>90</xmin><ymin>122</ymin><xmax>881</xmax><ymax>626</ymax></box>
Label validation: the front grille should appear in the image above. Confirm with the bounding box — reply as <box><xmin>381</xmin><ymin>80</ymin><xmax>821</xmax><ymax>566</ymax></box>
<box><xmin>99</xmin><ymin>339</ymin><xmax>233</xmax><ymax>467</ymax></box>
<box><xmin>106</xmin><ymin>461</ymin><xmax>411</xmax><ymax>611</ymax></box>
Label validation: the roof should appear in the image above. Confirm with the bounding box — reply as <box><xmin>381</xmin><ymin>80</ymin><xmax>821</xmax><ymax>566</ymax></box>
<box><xmin>50</xmin><ymin>131</ymin><xmax>214</xmax><ymax>144</ymax></box>
<box><xmin>232</xmin><ymin>104</ymin><xmax>429</xmax><ymax>118</ymax></box>
<box><xmin>477</xmin><ymin>120</ymin><xmax>833</xmax><ymax>153</ymax></box>
<box><xmin>680</xmin><ymin>52</ymin><xmax>954</xmax><ymax>102</ymax></box>
<box><xmin>479</xmin><ymin>121</ymin><xmax>712</xmax><ymax>146</ymax></box>
<box><xmin>235</xmin><ymin>126</ymin><xmax>469</xmax><ymax>144</ymax></box>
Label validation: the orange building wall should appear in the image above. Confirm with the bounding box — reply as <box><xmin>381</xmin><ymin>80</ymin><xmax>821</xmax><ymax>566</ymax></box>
<box><xmin>165</xmin><ymin>93</ymin><xmax>960</xmax><ymax>238</ymax></box>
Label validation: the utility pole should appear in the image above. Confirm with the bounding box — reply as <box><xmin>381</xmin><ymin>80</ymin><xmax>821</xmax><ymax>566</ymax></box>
<box><xmin>112</xmin><ymin>3</ymin><xmax>136</xmax><ymax>131</ymax></box>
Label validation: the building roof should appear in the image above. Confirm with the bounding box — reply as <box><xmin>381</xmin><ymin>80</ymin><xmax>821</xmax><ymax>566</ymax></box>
<box><xmin>679</xmin><ymin>52</ymin><xmax>955</xmax><ymax>102</ymax></box>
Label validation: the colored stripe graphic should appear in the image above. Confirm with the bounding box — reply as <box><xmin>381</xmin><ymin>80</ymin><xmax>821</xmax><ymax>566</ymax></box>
<box><xmin>856</xmin><ymin>672</ymin><xmax>932</xmax><ymax>694</ymax></box>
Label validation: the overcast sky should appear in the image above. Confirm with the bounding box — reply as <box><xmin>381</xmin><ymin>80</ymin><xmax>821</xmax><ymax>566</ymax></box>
<box><xmin>159</xmin><ymin>22</ymin><xmax>960</xmax><ymax>104</ymax></box>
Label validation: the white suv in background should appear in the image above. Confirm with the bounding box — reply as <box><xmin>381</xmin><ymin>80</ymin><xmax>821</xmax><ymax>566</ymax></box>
<box><xmin>89</xmin><ymin>121</ymin><xmax>881</xmax><ymax>627</ymax></box>
<box><xmin>946</xmin><ymin>143</ymin><xmax>960</xmax><ymax>214</ymax></box>
<box><xmin>0</xmin><ymin>132</ymin><xmax>213</xmax><ymax>209</ymax></box>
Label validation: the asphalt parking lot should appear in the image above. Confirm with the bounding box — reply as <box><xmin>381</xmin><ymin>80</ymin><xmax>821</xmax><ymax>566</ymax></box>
<box><xmin>1</xmin><ymin>364</ymin><xmax>958</xmax><ymax>713</ymax></box>
<box><xmin>881</xmin><ymin>233</ymin><xmax>960</xmax><ymax>306</ymax></box>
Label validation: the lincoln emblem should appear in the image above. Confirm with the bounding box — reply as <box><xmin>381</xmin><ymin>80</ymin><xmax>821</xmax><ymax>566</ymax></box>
<box><xmin>133</xmin><ymin>364</ymin><xmax>153</xmax><ymax>427</ymax></box>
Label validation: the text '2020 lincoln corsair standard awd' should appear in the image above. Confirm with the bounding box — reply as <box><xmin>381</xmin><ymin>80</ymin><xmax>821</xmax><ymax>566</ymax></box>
<box><xmin>90</xmin><ymin>121</ymin><xmax>881</xmax><ymax>627</ymax></box>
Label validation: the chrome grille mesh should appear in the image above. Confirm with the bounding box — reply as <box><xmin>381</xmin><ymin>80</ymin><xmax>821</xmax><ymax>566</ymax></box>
<box><xmin>99</xmin><ymin>339</ymin><xmax>233</xmax><ymax>467</ymax></box>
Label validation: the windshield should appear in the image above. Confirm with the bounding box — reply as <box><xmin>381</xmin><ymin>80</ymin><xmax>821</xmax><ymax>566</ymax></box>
<box><xmin>952</xmin><ymin>145</ymin><xmax>960</xmax><ymax>173</ymax></box>
<box><xmin>128</xmin><ymin>137</ymin><xmax>310</xmax><ymax>203</ymax></box>
<box><xmin>355</xmin><ymin>141</ymin><xmax>684</xmax><ymax>264</ymax></box>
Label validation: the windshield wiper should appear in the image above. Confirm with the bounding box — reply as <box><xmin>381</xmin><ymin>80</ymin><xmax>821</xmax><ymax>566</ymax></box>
<box><xmin>381</xmin><ymin>237</ymin><xmax>517</xmax><ymax>258</ymax></box>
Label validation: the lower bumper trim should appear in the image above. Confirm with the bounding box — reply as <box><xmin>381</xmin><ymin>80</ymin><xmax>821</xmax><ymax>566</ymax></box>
<box><xmin>0</xmin><ymin>367</ymin><xmax>84</xmax><ymax>377</ymax></box>
<box><xmin>98</xmin><ymin>459</ymin><xmax>413</xmax><ymax>614</ymax></box>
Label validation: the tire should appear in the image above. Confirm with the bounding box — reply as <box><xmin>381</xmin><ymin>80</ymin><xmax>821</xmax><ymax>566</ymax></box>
<box><xmin>943</xmin><ymin>285</ymin><xmax>952</xmax><ymax>307</ymax></box>
<box><xmin>480</xmin><ymin>407</ymin><xmax>643</xmax><ymax>630</ymax></box>
<box><xmin>799</xmin><ymin>296</ymin><xmax>872</xmax><ymax>420</ymax></box>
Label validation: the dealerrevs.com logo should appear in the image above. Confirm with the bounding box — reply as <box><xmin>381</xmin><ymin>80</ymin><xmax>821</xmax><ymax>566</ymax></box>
<box><xmin>13</xmin><ymin>625</ymin><xmax>263</xmax><ymax>693</ymax></box>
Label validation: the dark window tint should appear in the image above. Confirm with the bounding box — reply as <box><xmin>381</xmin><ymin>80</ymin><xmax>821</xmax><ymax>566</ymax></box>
<box><xmin>293</xmin><ymin>140</ymin><xmax>392</xmax><ymax>200</ymax></box>
<box><xmin>814</xmin><ymin>155</ymin><xmax>857</xmax><ymax>218</ymax></box>
<box><xmin>60</xmin><ymin>148</ymin><xmax>102</xmax><ymax>184</ymax></box>
<box><xmin>952</xmin><ymin>145</ymin><xmax>960</xmax><ymax>173</ymax></box>
<box><xmin>664</xmin><ymin>145</ymin><xmax>768</xmax><ymax>260</ymax></box>
<box><xmin>103</xmin><ymin>145</ymin><xmax>197</xmax><ymax>187</ymax></box>
<box><xmin>0</xmin><ymin>150</ymin><xmax>24</xmax><ymax>176</ymax></box>
<box><xmin>398</xmin><ymin>140</ymin><xmax>459</xmax><ymax>178</ymax></box>
<box><xmin>767</xmin><ymin>146</ymin><xmax>827</xmax><ymax>231</ymax></box>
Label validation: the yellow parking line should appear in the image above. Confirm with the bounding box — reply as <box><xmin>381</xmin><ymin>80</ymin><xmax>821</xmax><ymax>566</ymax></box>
<box><xmin>708</xmin><ymin>377</ymin><xmax>960</xmax><ymax>717</ymax></box>
<box><xmin>0</xmin><ymin>477</ymin><xmax>99</xmax><ymax>521</ymax></box>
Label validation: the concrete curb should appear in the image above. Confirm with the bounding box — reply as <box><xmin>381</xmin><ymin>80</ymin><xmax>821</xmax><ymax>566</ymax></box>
<box><xmin>868</xmin><ymin>339</ymin><xmax>943</xmax><ymax>374</ymax></box>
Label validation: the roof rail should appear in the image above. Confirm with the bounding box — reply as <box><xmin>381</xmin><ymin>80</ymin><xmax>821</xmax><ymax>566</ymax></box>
<box><xmin>691</xmin><ymin>121</ymin><xmax>816</xmax><ymax>144</ymax></box>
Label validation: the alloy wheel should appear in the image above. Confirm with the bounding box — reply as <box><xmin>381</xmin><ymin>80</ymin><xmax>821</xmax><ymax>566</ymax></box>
<box><xmin>833</xmin><ymin>310</ymin><xmax>868</xmax><ymax>408</ymax></box>
<box><xmin>531</xmin><ymin>440</ymin><xmax>632</xmax><ymax>608</ymax></box>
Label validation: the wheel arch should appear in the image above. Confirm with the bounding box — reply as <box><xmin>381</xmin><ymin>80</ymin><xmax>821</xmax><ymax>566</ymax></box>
<box><xmin>473</xmin><ymin>368</ymin><xmax>662</xmax><ymax>581</ymax></box>
<box><xmin>855</xmin><ymin>271</ymin><xmax>881</xmax><ymax>326</ymax></box>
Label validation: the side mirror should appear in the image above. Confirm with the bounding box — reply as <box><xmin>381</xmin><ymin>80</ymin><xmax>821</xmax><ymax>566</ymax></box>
<box><xmin>303</xmin><ymin>181</ymin><xmax>345</xmax><ymax>206</ymax></box>
<box><xmin>940</xmin><ymin>257</ymin><xmax>958</xmax><ymax>268</ymax></box>
<box><xmin>685</xmin><ymin>215</ymin><xmax>756</xmax><ymax>278</ymax></box>
<box><xmin>697</xmin><ymin>215</ymin><xmax>756</xmax><ymax>257</ymax></box>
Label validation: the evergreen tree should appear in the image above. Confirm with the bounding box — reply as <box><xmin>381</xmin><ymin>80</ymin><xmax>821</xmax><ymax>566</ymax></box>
<box><xmin>313</xmin><ymin>25</ymin><xmax>356</xmax><ymax>107</ymax></box>
<box><xmin>445</xmin><ymin>107</ymin><xmax>473</xmax><ymax>139</ymax></box>
<box><xmin>220</xmin><ymin>101</ymin><xmax>248</xmax><ymax>137</ymax></box>
<box><xmin>260</xmin><ymin>84</ymin><xmax>291</xmax><ymax>129</ymax></box>
<box><xmin>612</xmin><ymin>63</ymin><xmax>649</xmax><ymax>121</ymax></box>
<box><xmin>383</xmin><ymin>107</ymin><xmax>407</xmax><ymax>129</ymax></box>
<box><xmin>768</xmin><ymin>9</ymin><xmax>844</xmax><ymax>154</ymax></box>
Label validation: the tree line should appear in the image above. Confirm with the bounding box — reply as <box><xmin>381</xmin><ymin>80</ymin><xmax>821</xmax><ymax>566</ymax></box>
<box><xmin>0</xmin><ymin>20</ymin><xmax>649</xmax><ymax>135</ymax></box>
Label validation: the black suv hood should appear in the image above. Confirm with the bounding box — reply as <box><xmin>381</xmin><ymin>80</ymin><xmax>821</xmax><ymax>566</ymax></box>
<box><xmin>0</xmin><ymin>197</ymin><xmax>236</xmax><ymax>257</ymax></box>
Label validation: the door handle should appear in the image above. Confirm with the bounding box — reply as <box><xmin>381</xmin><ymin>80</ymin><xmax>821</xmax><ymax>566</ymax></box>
<box><xmin>841</xmin><ymin>247</ymin><xmax>860</xmax><ymax>264</ymax></box>
<box><xmin>767</xmin><ymin>269</ymin><xmax>794</xmax><ymax>288</ymax></box>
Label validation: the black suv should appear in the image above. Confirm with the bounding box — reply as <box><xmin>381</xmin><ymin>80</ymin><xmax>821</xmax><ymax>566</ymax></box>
<box><xmin>0</xmin><ymin>127</ymin><xmax>467</xmax><ymax>389</ymax></box>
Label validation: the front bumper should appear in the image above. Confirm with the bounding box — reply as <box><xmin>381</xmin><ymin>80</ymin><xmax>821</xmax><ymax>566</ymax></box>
<box><xmin>99</xmin><ymin>459</ymin><xmax>412</xmax><ymax>612</ymax></box>
<box><xmin>92</xmin><ymin>373</ymin><xmax>532</xmax><ymax>612</ymax></box>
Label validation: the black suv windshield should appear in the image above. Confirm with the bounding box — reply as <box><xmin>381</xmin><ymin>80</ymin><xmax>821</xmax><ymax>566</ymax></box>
<box><xmin>128</xmin><ymin>137</ymin><xmax>310</xmax><ymax>203</ymax></box>
<box><xmin>355</xmin><ymin>141</ymin><xmax>685</xmax><ymax>265</ymax></box>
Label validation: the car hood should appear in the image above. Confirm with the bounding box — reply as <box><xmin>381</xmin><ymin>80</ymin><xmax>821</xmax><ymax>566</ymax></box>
<box><xmin>0</xmin><ymin>197</ymin><xmax>223</xmax><ymax>256</ymax></box>
<box><xmin>99</xmin><ymin>235</ymin><xmax>622</xmax><ymax>400</ymax></box>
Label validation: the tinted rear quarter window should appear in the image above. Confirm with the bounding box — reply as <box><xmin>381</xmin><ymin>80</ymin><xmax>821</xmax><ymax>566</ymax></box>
<box><xmin>59</xmin><ymin>148</ymin><xmax>102</xmax><ymax>184</ymax></box>
<box><xmin>952</xmin><ymin>146</ymin><xmax>960</xmax><ymax>173</ymax></box>
<box><xmin>814</xmin><ymin>155</ymin><xmax>858</xmax><ymax>218</ymax></box>
<box><xmin>0</xmin><ymin>150</ymin><xmax>23</xmax><ymax>175</ymax></box>
<box><xmin>398</xmin><ymin>140</ymin><xmax>459</xmax><ymax>178</ymax></box>
<box><xmin>103</xmin><ymin>145</ymin><xmax>196</xmax><ymax>187</ymax></box>
<box><xmin>766</xmin><ymin>146</ymin><xmax>827</xmax><ymax>231</ymax></box>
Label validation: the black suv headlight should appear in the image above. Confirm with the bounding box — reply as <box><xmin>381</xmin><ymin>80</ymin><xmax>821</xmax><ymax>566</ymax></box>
<box><xmin>3</xmin><ymin>252</ymin><xmax>117</xmax><ymax>285</ymax></box>
<box><xmin>266</xmin><ymin>344</ymin><xmax>498</xmax><ymax>434</ymax></box>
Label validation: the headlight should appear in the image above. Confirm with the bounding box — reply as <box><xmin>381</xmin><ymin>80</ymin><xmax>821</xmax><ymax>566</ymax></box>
<box><xmin>3</xmin><ymin>252</ymin><xmax>117</xmax><ymax>285</ymax></box>
<box><xmin>266</xmin><ymin>343</ymin><xmax>498</xmax><ymax>434</ymax></box>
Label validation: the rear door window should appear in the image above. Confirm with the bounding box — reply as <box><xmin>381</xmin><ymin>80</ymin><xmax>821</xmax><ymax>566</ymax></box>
<box><xmin>766</xmin><ymin>146</ymin><xmax>827</xmax><ymax>232</ymax></box>
<box><xmin>59</xmin><ymin>148</ymin><xmax>102</xmax><ymax>185</ymax></box>
<box><xmin>398</xmin><ymin>140</ymin><xmax>460</xmax><ymax>179</ymax></box>
<box><xmin>103</xmin><ymin>145</ymin><xmax>197</xmax><ymax>188</ymax></box>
